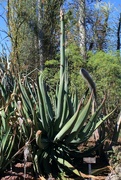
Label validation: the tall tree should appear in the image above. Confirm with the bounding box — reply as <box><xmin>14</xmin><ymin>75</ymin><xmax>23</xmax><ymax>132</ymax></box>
<box><xmin>117</xmin><ymin>13</ymin><xmax>121</xmax><ymax>51</ymax></box>
<box><xmin>64</xmin><ymin>0</ymin><xmax>104</xmax><ymax>58</ymax></box>
<box><xmin>7</xmin><ymin>0</ymin><xmax>64</xmax><ymax>73</ymax></box>
<box><xmin>7</xmin><ymin>0</ymin><xmax>36</xmax><ymax>72</ymax></box>
<box><xmin>89</xmin><ymin>2</ymin><xmax>110</xmax><ymax>51</ymax></box>
<box><xmin>78</xmin><ymin>0</ymin><xmax>86</xmax><ymax>59</ymax></box>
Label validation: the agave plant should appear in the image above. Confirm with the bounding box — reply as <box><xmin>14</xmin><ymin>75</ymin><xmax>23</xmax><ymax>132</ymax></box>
<box><xmin>0</xmin><ymin>10</ymin><xmax>114</xmax><ymax>179</ymax></box>
<box><xmin>17</xmin><ymin>70</ymin><xmax>113</xmax><ymax>177</ymax></box>
<box><xmin>0</xmin><ymin>83</ymin><xmax>16</xmax><ymax>171</ymax></box>
<box><xmin>0</xmin><ymin>116</ymin><xmax>16</xmax><ymax>171</ymax></box>
<box><xmin>13</xmin><ymin>11</ymin><xmax>114</xmax><ymax>179</ymax></box>
<box><xmin>0</xmin><ymin>70</ymin><xmax>31</xmax><ymax>172</ymax></box>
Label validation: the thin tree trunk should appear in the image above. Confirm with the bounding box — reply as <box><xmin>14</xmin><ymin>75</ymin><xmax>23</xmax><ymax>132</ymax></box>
<box><xmin>117</xmin><ymin>13</ymin><xmax>121</xmax><ymax>51</ymax></box>
<box><xmin>78</xmin><ymin>0</ymin><xmax>86</xmax><ymax>60</ymax></box>
<box><xmin>37</xmin><ymin>0</ymin><xmax>44</xmax><ymax>71</ymax></box>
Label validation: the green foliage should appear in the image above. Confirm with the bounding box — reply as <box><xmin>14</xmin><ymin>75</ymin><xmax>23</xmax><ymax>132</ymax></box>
<box><xmin>0</xmin><ymin>70</ymin><xmax>115</xmax><ymax>177</ymax></box>
<box><xmin>43</xmin><ymin>43</ymin><xmax>86</xmax><ymax>98</ymax></box>
<box><xmin>43</xmin><ymin>59</ymin><xmax>60</xmax><ymax>88</ymax></box>
<box><xmin>87</xmin><ymin>51</ymin><xmax>121</xmax><ymax>115</ymax></box>
<box><xmin>0</xmin><ymin>124</ymin><xmax>15</xmax><ymax>171</ymax></box>
<box><xmin>0</xmin><ymin>84</ymin><xmax>16</xmax><ymax>171</ymax></box>
<box><xmin>7</xmin><ymin>0</ymin><xmax>65</xmax><ymax>71</ymax></box>
<box><xmin>16</xmin><ymin>72</ymin><xmax>112</xmax><ymax>178</ymax></box>
<box><xmin>0</xmin><ymin>41</ymin><xmax>113</xmax><ymax>179</ymax></box>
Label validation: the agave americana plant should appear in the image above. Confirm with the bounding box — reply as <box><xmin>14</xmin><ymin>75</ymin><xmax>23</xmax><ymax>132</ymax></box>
<box><xmin>14</xmin><ymin>10</ymin><xmax>114</xmax><ymax>179</ymax></box>
<box><xmin>0</xmin><ymin>10</ymin><xmax>115</xmax><ymax>179</ymax></box>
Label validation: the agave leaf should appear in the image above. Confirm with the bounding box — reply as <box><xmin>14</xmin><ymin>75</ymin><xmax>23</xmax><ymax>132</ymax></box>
<box><xmin>34</xmin><ymin>154</ymin><xmax>39</xmax><ymax>173</ymax></box>
<box><xmin>59</xmin><ymin>93</ymin><xmax>68</xmax><ymax>129</ymax></box>
<box><xmin>39</xmin><ymin>77</ymin><xmax>54</xmax><ymax>137</ymax></box>
<box><xmin>1</xmin><ymin>110</ymin><xmax>7</xmax><ymax>130</ymax></box>
<box><xmin>55</xmin><ymin>145</ymin><xmax>72</xmax><ymax>163</ymax></box>
<box><xmin>34</xmin><ymin>149</ymin><xmax>43</xmax><ymax>174</ymax></box>
<box><xmin>25</xmin><ymin>79</ymin><xmax>38</xmax><ymax>108</ymax></box>
<box><xmin>38</xmin><ymin>74</ymin><xmax>53</xmax><ymax>121</ymax></box>
<box><xmin>19</xmin><ymin>77</ymin><xmax>33</xmax><ymax>112</ymax></box>
<box><xmin>65</xmin><ymin>93</ymin><xmax>92</xmax><ymax>144</ymax></box>
<box><xmin>55</xmin><ymin>74</ymin><xmax>65</xmax><ymax>120</ymax></box>
<box><xmin>37</xmin><ymin>74</ymin><xmax>54</xmax><ymax>134</ymax></box>
<box><xmin>75</xmin><ymin>98</ymin><xmax>113</xmax><ymax>143</ymax></box>
<box><xmin>54</xmin><ymin>98</ymin><xmax>83</xmax><ymax>143</ymax></box>
<box><xmin>67</xmin><ymin>93</ymin><xmax>75</xmax><ymax>118</ymax></box>
<box><xmin>54</xmin><ymin>111</ymin><xmax>79</xmax><ymax>142</ymax></box>
<box><xmin>19</xmin><ymin>80</ymin><xmax>36</xmax><ymax>129</ymax></box>
<box><xmin>5</xmin><ymin>134</ymin><xmax>14</xmax><ymax>154</ymax></box>
<box><xmin>20</xmin><ymin>95</ymin><xmax>30</xmax><ymax>119</ymax></box>
<box><xmin>58</xmin><ymin>158</ymin><xmax>103</xmax><ymax>179</ymax></box>
<box><xmin>94</xmin><ymin>108</ymin><xmax>116</xmax><ymax>130</ymax></box>
<box><xmin>0</xmin><ymin>84</ymin><xmax>8</xmax><ymax>101</ymax></box>
<box><xmin>1</xmin><ymin>127</ymin><xmax>11</xmax><ymax>151</ymax></box>
<box><xmin>73</xmin><ymin>89</ymin><xmax>78</xmax><ymax>113</ymax></box>
<box><xmin>57</xmin><ymin>158</ymin><xmax>81</xmax><ymax>177</ymax></box>
<box><xmin>36</xmin><ymin>78</ymin><xmax>48</xmax><ymax>132</ymax></box>
<box><xmin>54</xmin><ymin>76</ymin><xmax>68</xmax><ymax>132</ymax></box>
<box><xmin>80</xmin><ymin>68</ymin><xmax>96</xmax><ymax>100</ymax></box>
<box><xmin>5</xmin><ymin>134</ymin><xmax>15</xmax><ymax>166</ymax></box>
<box><xmin>80</xmin><ymin>97</ymin><xmax>105</xmax><ymax>135</ymax></box>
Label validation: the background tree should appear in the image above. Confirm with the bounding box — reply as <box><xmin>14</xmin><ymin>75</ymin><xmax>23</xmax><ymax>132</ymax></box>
<box><xmin>7</xmin><ymin>0</ymin><xmax>64</xmax><ymax>74</ymax></box>
<box><xmin>87</xmin><ymin>2</ymin><xmax>111</xmax><ymax>51</ymax></box>
<box><xmin>117</xmin><ymin>13</ymin><xmax>121</xmax><ymax>51</ymax></box>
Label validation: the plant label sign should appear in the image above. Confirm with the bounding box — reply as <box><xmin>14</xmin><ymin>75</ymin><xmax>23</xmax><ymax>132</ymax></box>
<box><xmin>83</xmin><ymin>157</ymin><xmax>96</xmax><ymax>164</ymax></box>
<box><xmin>83</xmin><ymin>157</ymin><xmax>96</xmax><ymax>180</ymax></box>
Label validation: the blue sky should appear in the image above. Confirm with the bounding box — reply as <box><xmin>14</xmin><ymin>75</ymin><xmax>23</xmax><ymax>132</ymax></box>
<box><xmin>0</xmin><ymin>1</ymin><xmax>10</xmax><ymax>57</ymax></box>
<box><xmin>103</xmin><ymin>0</ymin><xmax>121</xmax><ymax>13</ymax></box>
<box><xmin>0</xmin><ymin>0</ymin><xmax>120</xmax><ymax>57</ymax></box>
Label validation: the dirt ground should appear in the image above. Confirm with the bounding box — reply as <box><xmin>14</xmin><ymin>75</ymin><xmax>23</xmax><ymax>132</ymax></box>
<box><xmin>0</xmin><ymin>162</ymin><xmax>35</xmax><ymax>180</ymax></box>
<box><xmin>1</xmin><ymin>138</ymin><xmax>121</xmax><ymax>180</ymax></box>
<box><xmin>0</xmin><ymin>155</ymin><xmax>110</xmax><ymax>180</ymax></box>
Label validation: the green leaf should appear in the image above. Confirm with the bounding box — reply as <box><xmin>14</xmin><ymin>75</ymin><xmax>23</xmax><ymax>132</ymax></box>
<box><xmin>36</xmin><ymin>76</ymin><xmax>48</xmax><ymax>132</ymax></box>
<box><xmin>59</xmin><ymin>93</ymin><xmax>68</xmax><ymax>129</ymax></box>
<box><xmin>54</xmin><ymin>97</ymin><xmax>83</xmax><ymax>143</ymax></box>
<box><xmin>76</xmin><ymin>97</ymin><xmax>107</xmax><ymax>143</ymax></box>
<box><xmin>65</xmin><ymin>93</ymin><xmax>92</xmax><ymax>144</ymax></box>
<box><xmin>57</xmin><ymin>158</ymin><xmax>81</xmax><ymax>177</ymax></box>
<box><xmin>56</xmin><ymin>74</ymin><xmax>65</xmax><ymax>120</ymax></box>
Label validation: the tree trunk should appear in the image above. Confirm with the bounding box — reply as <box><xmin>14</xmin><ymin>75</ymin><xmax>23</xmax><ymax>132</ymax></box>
<box><xmin>37</xmin><ymin>0</ymin><xmax>44</xmax><ymax>71</ymax></box>
<box><xmin>78</xmin><ymin>0</ymin><xmax>86</xmax><ymax>60</ymax></box>
<box><xmin>117</xmin><ymin>13</ymin><xmax>121</xmax><ymax>51</ymax></box>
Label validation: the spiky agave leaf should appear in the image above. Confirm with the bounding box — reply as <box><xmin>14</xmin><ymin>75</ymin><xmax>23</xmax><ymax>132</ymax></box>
<box><xmin>80</xmin><ymin>68</ymin><xmax>96</xmax><ymax>101</ymax></box>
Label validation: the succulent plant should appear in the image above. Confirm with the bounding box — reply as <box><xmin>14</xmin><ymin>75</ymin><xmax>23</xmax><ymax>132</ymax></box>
<box><xmin>17</xmin><ymin>70</ymin><xmax>113</xmax><ymax>178</ymax></box>
<box><xmin>15</xmin><ymin>11</ymin><xmax>113</xmax><ymax>178</ymax></box>
<box><xmin>0</xmin><ymin>10</ymin><xmax>114</xmax><ymax>179</ymax></box>
<box><xmin>0</xmin><ymin>87</ymin><xmax>16</xmax><ymax>171</ymax></box>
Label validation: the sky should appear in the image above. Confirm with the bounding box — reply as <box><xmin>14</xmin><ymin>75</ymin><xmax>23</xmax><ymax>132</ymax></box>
<box><xmin>103</xmin><ymin>0</ymin><xmax>121</xmax><ymax>14</ymax></box>
<box><xmin>0</xmin><ymin>1</ymin><xmax>10</xmax><ymax>59</ymax></box>
<box><xmin>0</xmin><ymin>0</ymin><xmax>120</xmax><ymax>58</ymax></box>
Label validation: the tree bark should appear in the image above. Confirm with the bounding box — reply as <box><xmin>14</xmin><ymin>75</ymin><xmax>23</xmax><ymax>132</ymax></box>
<box><xmin>117</xmin><ymin>13</ymin><xmax>121</xmax><ymax>51</ymax></box>
<box><xmin>78</xmin><ymin>0</ymin><xmax>86</xmax><ymax>60</ymax></box>
<box><xmin>37</xmin><ymin>0</ymin><xmax>44</xmax><ymax>71</ymax></box>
